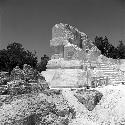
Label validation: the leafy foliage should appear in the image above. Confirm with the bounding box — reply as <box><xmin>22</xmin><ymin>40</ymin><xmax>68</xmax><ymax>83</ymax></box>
<box><xmin>93</xmin><ymin>36</ymin><xmax>125</xmax><ymax>59</ymax></box>
<box><xmin>117</xmin><ymin>40</ymin><xmax>125</xmax><ymax>59</ymax></box>
<box><xmin>0</xmin><ymin>42</ymin><xmax>38</xmax><ymax>73</ymax></box>
<box><xmin>36</xmin><ymin>54</ymin><xmax>49</xmax><ymax>72</ymax></box>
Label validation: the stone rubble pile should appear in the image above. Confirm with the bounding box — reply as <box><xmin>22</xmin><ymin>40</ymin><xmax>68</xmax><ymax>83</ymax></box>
<box><xmin>10</xmin><ymin>64</ymin><xmax>40</xmax><ymax>82</ymax></box>
<box><xmin>61</xmin><ymin>85</ymin><xmax>125</xmax><ymax>125</ymax></box>
<box><xmin>0</xmin><ymin>64</ymin><xmax>46</xmax><ymax>95</ymax></box>
<box><xmin>0</xmin><ymin>89</ymin><xmax>77</xmax><ymax>125</ymax></box>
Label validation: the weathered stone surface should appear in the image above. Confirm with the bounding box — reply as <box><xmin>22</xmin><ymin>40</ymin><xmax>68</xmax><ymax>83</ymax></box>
<box><xmin>51</xmin><ymin>54</ymin><xmax>63</xmax><ymax>59</ymax></box>
<box><xmin>51</xmin><ymin>45</ymin><xmax>64</xmax><ymax>56</ymax></box>
<box><xmin>64</xmin><ymin>24</ymin><xmax>87</xmax><ymax>48</ymax></box>
<box><xmin>50</xmin><ymin>37</ymin><xmax>68</xmax><ymax>46</ymax></box>
<box><xmin>10</xmin><ymin>64</ymin><xmax>39</xmax><ymax>82</ymax></box>
<box><xmin>51</xmin><ymin>23</ymin><xmax>87</xmax><ymax>49</ymax></box>
<box><xmin>47</xmin><ymin>58</ymin><xmax>82</xmax><ymax>69</ymax></box>
<box><xmin>49</xmin><ymin>69</ymin><xmax>87</xmax><ymax>88</ymax></box>
<box><xmin>64</xmin><ymin>43</ymin><xmax>84</xmax><ymax>60</ymax></box>
<box><xmin>52</xmin><ymin>23</ymin><xmax>67</xmax><ymax>39</ymax></box>
<box><xmin>87</xmin><ymin>46</ymin><xmax>101</xmax><ymax>62</ymax></box>
<box><xmin>91</xmin><ymin>76</ymin><xmax>108</xmax><ymax>88</ymax></box>
<box><xmin>23</xmin><ymin>64</ymin><xmax>40</xmax><ymax>82</ymax></box>
<box><xmin>74</xmin><ymin>89</ymin><xmax>103</xmax><ymax>111</ymax></box>
<box><xmin>43</xmin><ymin>23</ymin><xmax>125</xmax><ymax>88</ymax></box>
<box><xmin>10</xmin><ymin>66</ymin><xmax>24</xmax><ymax>81</ymax></box>
<box><xmin>82</xmin><ymin>39</ymin><xmax>94</xmax><ymax>52</ymax></box>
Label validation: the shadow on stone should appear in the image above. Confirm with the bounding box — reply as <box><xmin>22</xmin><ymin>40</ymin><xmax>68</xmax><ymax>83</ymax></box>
<box><xmin>74</xmin><ymin>89</ymin><xmax>103</xmax><ymax>111</ymax></box>
<box><xmin>22</xmin><ymin>114</ymin><xmax>40</xmax><ymax>125</ymax></box>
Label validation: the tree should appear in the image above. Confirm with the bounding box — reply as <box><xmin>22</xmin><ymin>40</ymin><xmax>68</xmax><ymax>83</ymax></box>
<box><xmin>93</xmin><ymin>36</ymin><xmax>119</xmax><ymax>59</ymax></box>
<box><xmin>37</xmin><ymin>54</ymin><xmax>49</xmax><ymax>72</ymax></box>
<box><xmin>0</xmin><ymin>49</ymin><xmax>9</xmax><ymax>71</ymax></box>
<box><xmin>117</xmin><ymin>40</ymin><xmax>125</xmax><ymax>59</ymax></box>
<box><xmin>0</xmin><ymin>42</ymin><xmax>38</xmax><ymax>73</ymax></box>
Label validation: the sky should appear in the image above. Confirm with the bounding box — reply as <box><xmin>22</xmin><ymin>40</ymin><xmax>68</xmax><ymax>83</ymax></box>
<box><xmin>0</xmin><ymin>0</ymin><xmax>125</xmax><ymax>62</ymax></box>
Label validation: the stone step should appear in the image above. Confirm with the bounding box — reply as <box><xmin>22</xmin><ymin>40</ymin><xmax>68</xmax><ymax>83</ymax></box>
<box><xmin>99</xmin><ymin>65</ymin><xmax>113</xmax><ymax>67</ymax></box>
<box><xmin>103</xmin><ymin>76</ymin><xmax>120</xmax><ymax>81</ymax></box>
<box><xmin>107</xmin><ymin>77</ymin><xmax>120</xmax><ymax>80</ymax></box>
<box><xmin>102</xmin><ymin>72</ymin><xmax>117</xmax><ymax>75</ymax></box>
<box><xmin>99</xmin><ymin>64</ymin><xmax>108</xmax><ymax>67</ymax></box>
<box><xmin>106</xmin><ymin>75</ymin><xmax>117</xmax><ymax>78</ymax></box>
<box><xmin>99</xmin><ymin>64</ymin><xmax>110</xmax><ymax>66</ymax></box>
<box><xmin>99</xmin><ymin>69</ymin><xmax>114</xmax><ymax>71</ymax></box>
<box><xmin>97</xmin><ymin>70</ymin><xmax>116</xmax><ymax>72</ymax></box>
<box><xmin>100</xmin><ymin>67</ymin><xmax>117</xmax><ymax>70</ymax></box>
<box><xmin>100</xmin><ymin>69</ymin><xmax>115</xmax><ymax>72</ymax></box>
<box><xmin>109</xmin><ymin>73</ymin><xmax>118</xmax><ymax>75</ymax></box>
<box><xmin>99</xmin><ymin>63</ymin><xmax>110</xmax><ymax>65</ymax></box>
<box><xmin>99</xmin><ymin>64</ymin><xmax>115</xmax><ymax>68</ymax></box>
<box><xmin>109</xmin><ymin>77</ymin><xmax>125</xmax><ymax>81</ymax></box>
<box><xmin>99</xmin><ymin>67</ymin><xmax>115</xmax><ymax>70</ymax></box>
<box><xmin>108</xmin><ymin>77</ymin><xmax>120</xmax><ymax>79</ymax></box>
<box><xmin>104</xmin><ymin>75</ymin><xmax>119</xmax><ymax>77</ymax></box>
<box><xmin>99</xmin><ymin>67</ymin><xmax>114</xmax><ymax>69</ymax></box>
<box><xmin>101</xmin><ymin>71</ymin><xmax>118</xmax><ymax>73</ymax></box>
<box><xmin>110</xmin><ymin>80</ymin><xmax>125</xmax><ymax>83</ymax></box>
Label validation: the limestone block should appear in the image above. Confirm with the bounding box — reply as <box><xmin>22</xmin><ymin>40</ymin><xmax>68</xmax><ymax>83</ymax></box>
<box><xmin>47</xmin><ymin>58</ymin><xmax>82</xmax><ymax>69</ymax></box>
<box><xmin>41</xmin><ymin>69</ymin><xmax>56</xmax><ymax>83</ymax></box>
<box><xmin>51</xmin><ymin>54</ymin><xmax>63</xmax><ymax>59</ymax></box>
<box><xmin>87</xmin><ymin>46</ymin><xmax>101</xmax><ymax>62</ymax></box>
<box><xmin>51</xmin><ymin>23</ymin><xmax>89</xmax><ymax>50</ymax></box>
<box><xmin>68</xmin><ymin>31</ymin><xmax>81</xmax><ymax>47</ymax></box>
<box><xmin>98</xmin><ymin>55</ymin><xmax>109</xmax><ymax>64</ymax></box>
<box><xmin>76</xmin><ymin>49</ymin><xmax>85</xmax><ymax>60</ymax></box>
<box><xmin>60</xmin><ymin>59</ymin><xmax>82</xmax><ymax>68</ymax></box>
<box><xmin>65</xmin><ymin>24</ymin><xmax>88</xmax><ymax>48</ymax></box>
<box><xmin>64</xmin><ymin>45</ymin><xmax>75</xmax><ymax>60</ymax></box>
<box><xmin>51</xmin><ymin>23</ymin><xmax>74</xmax><ymax>47</ymax></box>
<box><xmin>82</xmin><ymin>39</ymin><xmax>95</xmax><ymax>51</ymax></box>
<box><xmin>52</xmin><ymin>23</ymin><xmax>66</xmax><ymax>39</ymax></box>
<box><xmin>72</xmin><ymin>49</ymin><xmax>84</xmax><ymax>60</ymax></box>
<box><xmin>50</xmin><ymin>69</ymin><xmax>87</xmax><ymax>88</ymax></box>
<box><xmin>50</xmin><ymin>45</ymin><xmax>64</xmax><ymax>57</ymax></box>
<box><xmin>46</xmin><ymin>59</ymin><xmax>61</xmax><ymax>69</ymax></box>
<box><xmin>119</xmin><ymin>62</ymin><xmax>125</xmax><ymax>72</ymax></box>
<box><xmin>50</xmin><ymin>38</ymin><xmax>68</xmax><ymax>46</ymax></box>
<box><xmin>64</xmin><ymin>44</ymin><xmax>84</xmax><ymax>60</ymax></box>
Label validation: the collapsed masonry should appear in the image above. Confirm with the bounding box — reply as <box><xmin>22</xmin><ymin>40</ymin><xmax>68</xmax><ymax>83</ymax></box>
<box><xmin>42</xmin><ymin>23</ymin><xmax>125</xmax><ymax>88</ymax></box>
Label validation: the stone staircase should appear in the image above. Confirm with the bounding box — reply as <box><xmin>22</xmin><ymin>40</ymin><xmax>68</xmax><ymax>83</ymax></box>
<box><xmin>98</xmin><ymin>62</ymin><xmax>125</xmax><ymax>83</ymax></box>
<box><xmin>78</xmin><ymin>61</ymin><xmax>125</xmax><ymax>85</ymax></box>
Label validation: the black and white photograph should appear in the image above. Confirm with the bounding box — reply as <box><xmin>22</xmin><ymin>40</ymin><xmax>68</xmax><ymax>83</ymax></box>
<box><xmin>0</xmin><ymin>0</ymin><xmax>125</xmax><ymax>124</ymax></box>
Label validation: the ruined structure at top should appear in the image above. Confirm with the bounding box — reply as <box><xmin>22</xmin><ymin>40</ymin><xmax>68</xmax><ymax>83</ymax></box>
<box><xmin>42</xmin><ymin>23</ymin><xmax>125</xmax><ymax>88</ymax></box>
<box><xmin>50</xmin><ymin>23</ymin><xmax>100</xmax><ymax>61</ymax></box>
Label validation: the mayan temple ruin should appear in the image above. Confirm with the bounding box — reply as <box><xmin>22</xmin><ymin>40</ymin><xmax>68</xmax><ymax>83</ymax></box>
<box><xmin>42</xmin><ymin>23</ymin><xmax>125</xmax><ymax>88</ymax></box>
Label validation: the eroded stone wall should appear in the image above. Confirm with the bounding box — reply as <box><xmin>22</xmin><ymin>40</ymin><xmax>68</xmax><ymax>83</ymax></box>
<box><xmin>52</xmin><ymin>23</ymin><xmax>66</xmax><ymax>39</ymax></box>
<box><xmin>64</xmin><ymin>44</ymin><xmax>84</xmax><ymax>60</ymax></box>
